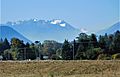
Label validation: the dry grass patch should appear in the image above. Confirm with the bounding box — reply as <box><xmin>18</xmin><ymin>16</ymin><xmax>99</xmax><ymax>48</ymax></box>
<box><xmin>0</xmin><ymin>60</ymin><xmax>120</xmax><ymax>77</ymax></box>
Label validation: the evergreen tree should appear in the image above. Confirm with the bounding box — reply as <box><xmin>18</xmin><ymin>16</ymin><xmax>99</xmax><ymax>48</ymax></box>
<box><xmin>90</xmin><ymin>34</ymin><xmax>98</xmax><ymax>48</ymax></box>
<box><xmin>25</xmin><ymin>42</ymin><xmax>30</xmax><ymax>48</ymax></box>
<box><xmin>72</xmin><ymin>39</ymin><xmax>78</xmax><ymax>60</ymax></box>
<box><xmin>3</xmin><ymin>38</ymin><xmax>10</xmax><ymax>49</ymax></box>
<box><xmin>0</xmin><ymin>38</ymin><xmax>10</xmax><ymax>54</ymax></box>
<box><xmin>75</xmin><ymin>44</ymin><xmax>85</xmax><ymax>60</ymax></box>
<box><xmin>112</xmin><ymin>31</ymin><xmax>120</xmax><ymax>53</ymax></box>
<box><xmin>61</xmin><ymin>40</ymin><xmax>73</xmax><ymax>60</ymax></box>
<box><xmin>108</xmin><ymin>34</ymin><xmax>114</xmax><ymax>52</ymax></box>
<box><xmin>98</xmin><ymin>35</ymin><xmax>106</xmax><ymax>49</ymax></box>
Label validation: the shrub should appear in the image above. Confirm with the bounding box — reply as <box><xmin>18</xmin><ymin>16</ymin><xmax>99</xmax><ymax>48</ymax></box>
<box><xmin>97</xmin><ymin>54</ymin><xmax>111</xmax><ymax>60</ymax></box>
<box><xmin>112</xmin><ymin>53</ymin><xmax>120</xmax><ymax>60</ymax></box>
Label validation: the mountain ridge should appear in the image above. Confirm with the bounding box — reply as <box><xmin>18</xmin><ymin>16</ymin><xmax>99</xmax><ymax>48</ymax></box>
<box><xmin>97</xmin><ymin>22</ymin><xmax>120</xmax><ymax>35</ymax></box>
<box><xmin>2</xmin><ymin>19</ymin><xmax>80</xmax><ymax>42</ymax></box>
<box><xmin>0</xmin><ymin>25</ymin><xmax>32</xmax><ymax>43</ymax></box>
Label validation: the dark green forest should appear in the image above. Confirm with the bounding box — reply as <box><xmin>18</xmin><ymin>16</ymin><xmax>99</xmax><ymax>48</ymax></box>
<box><xmin>0</xmin><ymin>30</ymin><xmax>120</xmax><ymax>60</ymax></box>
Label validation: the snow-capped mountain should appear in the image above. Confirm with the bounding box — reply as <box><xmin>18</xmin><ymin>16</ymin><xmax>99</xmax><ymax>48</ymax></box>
<box><xmin>0</xmin><ymin>26</ymin><xmax>32</xmax><ymax>43</ymax></box>
<box><xmin>3</xmin><ymin>19</ymin><xmax>80</xmax><ymax>42</ymax></box>
<box><xmin>97</xmin><ymin>22</ymin><xmax>120</xmax><ymax>35</ymax></box>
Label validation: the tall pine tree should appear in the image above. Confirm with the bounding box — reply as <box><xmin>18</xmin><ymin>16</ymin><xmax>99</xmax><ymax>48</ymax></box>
<box><xmin>61</xmin><ymin>40</ymin><xmax>73</xmax><ymax>60</ymax></box>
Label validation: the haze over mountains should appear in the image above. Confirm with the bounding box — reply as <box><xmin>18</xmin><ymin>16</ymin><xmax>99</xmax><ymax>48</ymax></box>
<box><xmin>0</xmin><ymin>19</ymin><xmax>119</xmax><ymax>43</ymax></box>
<box><xmin>0</xmin><ymin>19</ymin><xmax>80</xmax><ymax>43</ymax></box>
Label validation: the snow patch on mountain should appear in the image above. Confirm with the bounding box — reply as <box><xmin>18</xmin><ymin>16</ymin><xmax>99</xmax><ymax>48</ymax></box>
<box><xmin>33</xmin><ymin>19</ymin><xmax>37</xmax><ymax>22</ymax></box>
<box><xmin>60</xmin><ymin>23</ymin><xmax>66</xmax><ymax>27</ymax></box>
<box><xmin>50</xmin><ymin>19</ymin><xmax>66</xmax><ymax>27</ymax></box>
<box><xmin>51</xmin><ymin>20</ymin><xmax>62</xmax><ymax>24</ymax></box>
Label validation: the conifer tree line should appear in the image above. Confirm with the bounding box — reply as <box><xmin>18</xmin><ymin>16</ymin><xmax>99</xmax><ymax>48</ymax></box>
<box><xmin>0</xmin><ymin>30</ymin><xmax>120</xmax><ymax>60</ymax></box>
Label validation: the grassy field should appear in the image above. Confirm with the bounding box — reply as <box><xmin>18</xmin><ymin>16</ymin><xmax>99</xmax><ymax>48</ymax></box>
<box><xmin>0</xmin><ymin>60</ymin><xmax>120</xmax><ymax>77</ymax></box>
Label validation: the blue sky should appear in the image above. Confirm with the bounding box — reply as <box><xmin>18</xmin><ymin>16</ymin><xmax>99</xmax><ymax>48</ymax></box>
<box><xmin>0</xmin><ymin>0</ymin><xmax>119</xmax><ymax>32</ymax></box>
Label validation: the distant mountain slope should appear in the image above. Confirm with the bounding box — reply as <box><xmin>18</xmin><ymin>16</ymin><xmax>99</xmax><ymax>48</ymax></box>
<box><xmin>6</xmin><ymin>19</ymin><xmax>80</xmax><ymax>42</ymax></box>
<box><xmin>97</xmin><ymin>22</ymin><xmax>120</xmax><ymax>35</ymax></box>
<box><xmin>0</xmin><ymin>26</ymin><xmax>31</xmax><ymax>43</ymax></box>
